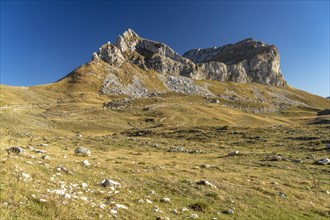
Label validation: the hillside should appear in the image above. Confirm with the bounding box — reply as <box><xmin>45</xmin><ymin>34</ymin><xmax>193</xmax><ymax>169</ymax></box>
<box><xmin>0</xmin><ymin>29</ymin><xmax>329</xmax><ymax>219</ymax></box>
<box><xmin>0</xmin><ymin>56</ymin><xmax>329</xmax><ymax>137</ymax></box>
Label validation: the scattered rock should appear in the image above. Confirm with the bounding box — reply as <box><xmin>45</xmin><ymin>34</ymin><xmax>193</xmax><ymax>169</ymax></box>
<box><xmin>98</xmin><ymin>179</ymin><xmax>121</xmax><ymax>188</ymax></box>
<box><xmin>160</xmin><ymin>197</ymin><xmax>170</xmax><ymax>203</ymax></box>
<box><xmin>6</xmin><ymin>146</ymin><xmax>24</xmax><ymax>154</ymax></box>
<box><xmin>48</xmin><ymin>189</ymin><xmax>66</xmax><ymax>196</ymax></box>
<box><xmin>99</xmin><ymin>204</ymin><xmax>106</xmax><ymax>209</ymax></box>
<box><xmin>290</xmin><ymin>159</ymin><xmax>303</xmax><ymax>163</ymax></box>
<box><xmin>168</xmin><ymin>146</ymin><xmax>205</xmax><ymax>154</ymax></box>
<box><xmin>279</xmin><ymin>192</ymin><xmax>287</xmax><ymax>198</ymax></box>
<box><xmin>196</xmin><ymin>180</ymin><xmax>217</xmax><ymax>188</ymax></box>
<box><xmin>266</xmin><ymin>154</ymin><xmax>282</xmax><ymax>161</ymax></box>
<box><xmin>171</xmin><ymin>209</ymin><xmax>178</xmax><ymax>214</ymax></box>
<box><xmin>21</xmin><ymin>172</ymin><xmax>30</xmax><ymax>181</ymax></box>
<box><xmin>37</xmin><ymin>143</ymin><xmax>48</xmax><ymax>147</ymax></box>
<box><xmin>74</xmin><ymin>147</ymin><xmax>91</xmax><ymax>157</ymax></box>
<box><xmin>80</xmin><ymin>196</ymin><xmax>88</xmax><ymax>202</ymax></box>
<box><xmin>34</xmin><ymin>149</ymin><xmax>46</xmax><ymax>154</ymax></box>
<box><xmin>39</xmin><ymin>198</ymin><xmax>47</xmax><ymax>203</ymax></box>
<box><xmin>81</xmin><ymin>183</ymin><xmax>88</xmax><ymax>188</ymax></box>
<box><xmin>153</xmin><ymin>206</ymin><xmax>161</xmax><ymax>212</ymax></box>
<box><xmin>190</xmin><ymin>213</ymin><xmax>199</xmax><ymax>219</ymax></box>
<box><xmin>110</xmin><ymin>209</ymin><xmax>118</xmax><ymax>215</ymax></box>
<box><xmin>41</xmin><ymin>155</ymin><xmax>49</xmax><ymax>160</ymax></box>
<box><xmin>320</xmin><ymin>190</ymin><xmax>330</xmax><ymax>194</ymax></box>
<box><xmin>160</xmin><ymin>75</ymin><xmax>215</xmax><ymax>97</ymax></box>
<box><xmin>75</xmin><ymin>134</ymin><xmax>83</xmax><ymax>138</ymax></box>
<box><xmin>314</xmin><ymin>158</ymin><xmax>330</xmax><ymax>165</ymax></box>
<box><xmin>104</xmin><ymin>99</ymin><xmax>132</xmax><ymax>109</ymax></box>
<box><xmin>64</xmin><ymin>194</ymin><xmax>71</xmax><ymax>199</ymax></box>
<box><xmin>146</xmin><ymin>199</ymin><xmax>153</xmax><ymax>204</ymax></box>
<box><xmin>228</xmin><ymin>150</ymin><xmax>239</xmax><ymax>156</ymax></box>
<box><xmin>223</xmin><ymin>208</ymin><xmax>234</xmax><ymax>215</ymax></box>
<box><xmin>82</xmin><ymin>160</ymin><xmax>90</xmax><ymax>166</ymax></box>
<box><xmin>200</xmin><ymin>164</ymin><xmax>211</xmax><ymax>168</ymax></box>
<box><xmin>115</xmin><ymin>204</ymin><xmax>128</xmax><ymax>209</ymax></box>
<box><xmin>56</xmin><ymin>165</ymin><xmax>73</xmax><ymax>174</ymax></box>
<box><xmin>181</xmin><ymin>207</ymin><xmax>189</xmax><ymax>212</ymax></box>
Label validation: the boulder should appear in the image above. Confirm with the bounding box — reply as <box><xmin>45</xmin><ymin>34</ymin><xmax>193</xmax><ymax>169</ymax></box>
<box><xmin>266</xmin><ymin>154</ymin><xmax>282</xmax><ymax>161</ymax></box>
<box><xmin>228</xmin><ymin>150</ymin><xmax>239</xmax><ymax>156</ymax></box>
<box><xmin>6</xmin><ymin>146</ymin><xmax>24</xmax><ymax>154</ymax></box>
<box><xmin>315</xmin><ymin>158</ymin><xmax>330</xmax><ymax>165</ymax></box>
<box><xmin>223</xmin><ymin>209</ymin><xmax>235</xmax><ymax>215</ymax></box>
<box><xmin>160</xmin><ymin>197</ymin><xmax>170</xmax><ymax>203</ymax></box>
<box><xmin>74</xmin><ymin>147</ymin><xmax>91</xmax><ymax>157</ymax></box>
<box><xmin>190</xmin><ymin>214</ymin><xmax>199</xmax><ymax>219</ymax></box>
<box><xmin>196</xmin><ymin>180</ymin><xmax>217</xmax><ymax>188</ymax></box>
<box><xmin>98</xmin><ymin>179</ymin><xmax>121</xmax><ymax>188</ymax></box>
<box><xmin>82</xmin><ymin>160</ymin><xmax>90</xmax><ymax>166</ymax></box>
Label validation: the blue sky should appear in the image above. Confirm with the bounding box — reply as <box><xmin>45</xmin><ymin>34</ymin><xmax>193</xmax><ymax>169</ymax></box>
<box><xmin>1</xmin><ymin>1</ymin><xmax>329</xmax><ymax>97</ymax></box>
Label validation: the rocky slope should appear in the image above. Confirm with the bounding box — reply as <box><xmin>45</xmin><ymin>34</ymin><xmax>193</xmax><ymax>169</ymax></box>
<box><xmin>93</xmin><ymin>29</ymin><xmax>286</xmax><ymax>88</ymax></box>
<box><xmin>183</xmin><ymin>38</ymin><xmax>286</xmax><ymax>86</ymax></box>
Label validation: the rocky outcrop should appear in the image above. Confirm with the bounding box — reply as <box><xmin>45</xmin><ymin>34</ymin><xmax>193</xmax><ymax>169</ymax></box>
<box><xmin>93</xmin><ymin>29</ymin><xmax>286</xmax><ymax>86</ymax></box>
<box><xmin>97</xmin><ymin>42</ymin><xmax>125</xmax><ymax>66</ymax></box>
<box><xmin>184</xmin><ymin>38</ymin><xmax>286</xmax><ymax>86</ymax></box>
<box><xmin>107</xmin><ymin>28</ymin><xmax>196</xmax><ymax>76</ymax></box>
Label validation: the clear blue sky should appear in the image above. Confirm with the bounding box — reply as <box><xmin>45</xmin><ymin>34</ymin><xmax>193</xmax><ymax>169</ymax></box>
<box><xmin>1</xmin><ymin>1</ymin><xmax>329</xmax><ymax>97</ymax></box>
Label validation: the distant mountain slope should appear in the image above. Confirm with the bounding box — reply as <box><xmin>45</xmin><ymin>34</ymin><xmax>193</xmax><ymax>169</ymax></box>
<box><xmin>0</xmin><ymin>29</ymin><xmax>329</xmax><ymax>137</ymax></box>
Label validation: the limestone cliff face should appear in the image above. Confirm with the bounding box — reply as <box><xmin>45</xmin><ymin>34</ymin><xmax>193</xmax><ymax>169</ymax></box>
<box><xmin>184</xmin><ymin>38</ymin><xmax>286</xmax><ymax>86</ymax></box>
<box><xmin>93</xmin><ymin>29</ymin><xmax>286</xmax><ymax>86</ymax></box>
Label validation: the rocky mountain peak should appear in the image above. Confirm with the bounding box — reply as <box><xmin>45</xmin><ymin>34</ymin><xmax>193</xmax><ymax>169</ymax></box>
<box><xmin>93</xmin><ymin>29</ymin><xmax>286</xmax><ymax>86</ymax></box>
<box><xmin>183</xmin><ymin>38</ymin><xmax>273</xmax><ymax>65</ymax></box>
<box><xmin>123</xmin><ymin>28</ymin><xmax>139</xmax><ymax>39</ymax></box>
<box><xmin>114</xmin><ymin>28</ymin><xmax>140</xmax><ymax>53</ymax></box>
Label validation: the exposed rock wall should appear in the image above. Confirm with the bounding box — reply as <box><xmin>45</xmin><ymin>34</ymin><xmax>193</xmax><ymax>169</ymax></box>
<box><xmin>94</xmin><ymin>29</ymin><xmax>286</xmax><ymax>86</ymax></box>
<box><xmin>184</xmin><ymin>38</ymin><xmax>286</xmax><ymax>86</ymax></box>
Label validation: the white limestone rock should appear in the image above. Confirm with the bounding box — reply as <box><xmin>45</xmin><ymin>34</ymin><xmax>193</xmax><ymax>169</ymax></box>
<box><xmin>97</xmin><ymin>43</ymin><xmax>125</xmax><ymax>66</ymax></box>
<box><xmin>196</xmin><ymin>180</ymin><xmax>217</xmax><ymax>188</ymax></box>
<box><xmin>82</xmin><ymin>160</ymin><xmax>90</xmax><ymax>166</ymax></box>
<box><xmin>160</xmin><ymin>197</ymin><xmax>170</xmax><ymax>203</ymax></box>
<box><xmin>183</xmin><ymin>38</ymin><xmax>286</xmax><ymax>86</ymax></box>
<box><xmin>74</xmin><ymin>147</ymin><xmax>91</xmax><ymax>157</ymax></box>
<box><xmin>93</xmin><ymin>29</ymin><xmax>287</xmax><ymax>87</ymax></box>
<box><xmin>315</xmin><ymin>158</ymin><xmax>330</xmax><ymax>165</ymax></box>
<box><xmin>6</xmin><ymin>146</ymin><xmax>24</xmax><ymax>154</ymax></box>
<box><xmin>98</xmin><ymin>179</ymin><xmax>121</xmax><ymax>188</ymax></box>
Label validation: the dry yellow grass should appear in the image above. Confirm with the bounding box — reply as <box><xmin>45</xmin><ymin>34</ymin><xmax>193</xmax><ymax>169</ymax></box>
<box><xmin>0</xmin><ymin>61</ymin><xmax>329</xmax><ymax>219</ymax></box>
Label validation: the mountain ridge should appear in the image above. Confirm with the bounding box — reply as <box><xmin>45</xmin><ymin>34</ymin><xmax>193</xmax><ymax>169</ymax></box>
<box><xmin>92</xmin><ymin>28</ymin><xmax>286</xmax><ymax>87</ymax></box>
<box><xmin>0</xmin><ymin>28</ymin><xmax>329</xmax><ymax>134</ymax></box>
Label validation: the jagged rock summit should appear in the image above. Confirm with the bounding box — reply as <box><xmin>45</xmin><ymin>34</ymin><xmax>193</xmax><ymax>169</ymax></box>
<box><xmin>93</xmin><ymin>28</ymin><xmax>286</xmax><ymax>87</ymax></box>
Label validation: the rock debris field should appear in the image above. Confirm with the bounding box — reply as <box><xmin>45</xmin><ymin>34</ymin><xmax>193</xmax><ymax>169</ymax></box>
<box><xmin>1</xmin><ymin>125</ymin><xmax>329</xmax><ymax>219</ymax></box>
